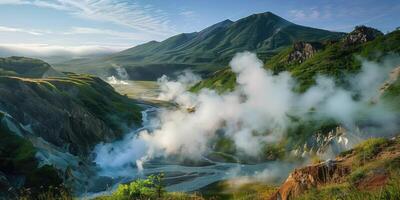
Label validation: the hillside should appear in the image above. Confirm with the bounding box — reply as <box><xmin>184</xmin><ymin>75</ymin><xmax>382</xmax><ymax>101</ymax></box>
<box><xmin>0</xmin><ymin>56</ymin><xmax>64</xmax><ymax>78</ymax></box>
<box><xmin>54</xmin><ymin>12</ymin><xmax>344</xmax><ymax>80</ymax></box>
<box><xmin>0</xmin><ymin>58</ymin><xmax>143</xmax><ymax>198</ymax></box>
<box><xmin>191</xmin><ymin>26</ymin><xmax>399</xmax><ymax>92</ymax></box>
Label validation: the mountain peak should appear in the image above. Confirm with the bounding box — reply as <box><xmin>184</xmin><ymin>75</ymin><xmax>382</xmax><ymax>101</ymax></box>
<box><xmin>249</xmin><ymin>11</ymin><xmax>283</xmax><ymax>19</ymax></box>
<box><xmin>198</xmin><ymin>19</ymin><xmax>234</xmax><ymax>36</ymax></box>
<box><xmin>235</xmin><ymin>11</ymin><xmax>292</xmax><ymax>27</ymax></box>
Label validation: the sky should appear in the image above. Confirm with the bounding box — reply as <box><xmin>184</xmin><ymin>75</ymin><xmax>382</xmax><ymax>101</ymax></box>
<box><xmin>0</xmin><ymin>0</ymin><xmax>399</xmax><ymax>55</ymax></box>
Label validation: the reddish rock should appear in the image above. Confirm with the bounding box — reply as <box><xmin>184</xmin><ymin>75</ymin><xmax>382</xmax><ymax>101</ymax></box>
<box><xmin>268</xmin><ymin>160</ymin><xmax>351</xmax><ymax>200</ymax></box>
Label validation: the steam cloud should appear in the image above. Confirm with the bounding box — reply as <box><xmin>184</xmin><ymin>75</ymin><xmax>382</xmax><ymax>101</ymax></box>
<box><xmin>95</xmin><ymin>52</ymin><xmax>399</xmax><ymax>177</ymax></box>
<box><xmin>140</xmin><ymin>52</ymin><xmax>398</xmax><ymax>158</ymax></box>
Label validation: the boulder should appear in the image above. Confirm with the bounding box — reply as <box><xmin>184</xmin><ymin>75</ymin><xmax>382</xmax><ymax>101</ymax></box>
<box><xmin>288</xmin><ymin>42</ymin><xmax>323</xmax><ymax>64</ymax></box>
<box><xmin>343</xmin><ymin>26</ymin><xmax>383</xmax><ymax>46</ymax></box>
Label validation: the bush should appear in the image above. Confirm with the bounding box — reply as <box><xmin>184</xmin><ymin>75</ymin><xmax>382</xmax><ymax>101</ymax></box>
<box><xmin>111</xmin><ymin>173</ymin><xmax>165</xmax><ymax>200</ymax></box>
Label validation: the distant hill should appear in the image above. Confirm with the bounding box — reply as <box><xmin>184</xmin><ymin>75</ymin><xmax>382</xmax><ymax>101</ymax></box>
<box><xmin>54</xmin><ymin>12</ymin><xmax>344</xmax><ymax>80</ymax></box>
<box><xmin>0</xmin><ymin>56</ymin><xmax>64</xmax><ymax>78</ymax></box>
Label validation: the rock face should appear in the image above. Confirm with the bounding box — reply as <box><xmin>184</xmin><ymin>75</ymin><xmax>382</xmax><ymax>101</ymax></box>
<box><xmin>287</xmin><ymin>42</ymin><xmax>323</xmax><ymax>64</ymax></box>
<box><xmin>268</xmin><ymin>160</ymin><xmax>351</xmax><ymax>200</ymax></box>
<box><xmin>343</xmin><ymin>26</ymin><xmax>383</xmax><ymax>46</ymax></box>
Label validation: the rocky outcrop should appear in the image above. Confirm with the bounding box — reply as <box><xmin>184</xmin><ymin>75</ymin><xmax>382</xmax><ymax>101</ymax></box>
<box><xmin>343</xmin><ymin>26</ymin><xmax>383</xmax><ymax>46</ymax></box>
<box><xmin>287</xmin><ymin>42</ymin><xmax>323</xmax><ymax>64</ymax></box>
<box><xmin>380</xmin><ymin>66</ymin><xmax>400</xmax><ymax>94</ymax></box>
<box><xmin>268</xmin><ymin>160</ymin><xmax>351</xmax><ymax>200</ymax></box>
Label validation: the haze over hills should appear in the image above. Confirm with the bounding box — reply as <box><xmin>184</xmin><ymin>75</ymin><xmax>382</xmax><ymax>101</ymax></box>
<box><xmin>54</xmin><ymin>12</ymin><xmax>344</xmax><ymax>80</ymax></box>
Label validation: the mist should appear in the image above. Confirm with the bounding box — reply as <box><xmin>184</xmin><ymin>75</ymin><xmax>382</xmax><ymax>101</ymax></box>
<box><xmin>139</xmin><ymin>52</ymin><xmax>398</xmax><ymax>158</ymax></box>
<box><xmin>0</xmin><ymin>44</ymin><xmax>122</xmax><ymax>63</ymax></box>
<box><xmin>94</xmin><ymin>51</ymin><xmax>399</xmax><ymax>179</ymax></box>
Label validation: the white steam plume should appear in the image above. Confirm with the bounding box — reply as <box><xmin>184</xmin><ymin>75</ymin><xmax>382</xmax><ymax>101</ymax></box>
<box><xmin>139</xmin><ymin>52</ymin><xmax>398</xmax><ymax>159</ymax></box>
<box><xmin>95</xmin><ymin>52</ymin><xmax>399</xmax><ymax>176</ymax></box>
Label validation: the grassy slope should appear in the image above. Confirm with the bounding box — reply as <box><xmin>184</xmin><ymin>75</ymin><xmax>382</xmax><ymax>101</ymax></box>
<box><xmin>52</xmin><ymin>73</ymin><xmax>143</xmax><ymax>129</ymax></box>
<box><xmin>192</xmin><ymin>30</ymin><xmax>400</xmax><ymax>93</ymax></box>
<box><xmin>297</xmin><ymin>137</ymin><xmax>400</xmax><ymax>200</ymax></box>
<box><xmin>0</xmin><ymin>56</ymin><xmax>63</xmax><ymax>78</ymax></box>
<box><xmin>1</xmin><ymin>73</ymin><xmax>142</xmax><ymax>133</ymax></box>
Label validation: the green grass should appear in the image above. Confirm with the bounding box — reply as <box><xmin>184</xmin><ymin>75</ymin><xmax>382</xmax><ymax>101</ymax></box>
<box><xmin>297</xmin><ymin>176</ymin><xmax>400</xmax><ymax>200</ymax></box>
<box><xmin>190</xmin><ymin>68</ymin><xmax>236</xmax><ymax>93</ymax></box>
<box><xmin>199</xmin><ymin>180</ymin><xmax>277</xmax><ymax>200</ymax></box>
<box><xmin>348</xmin><ymin>168</ymin><xmax>367</xmax><ymax>184</ymax></box>
<box><xmin>347</xmin><ymin>138</ymin><xmax>390</xmax><ymax>162</ymax></box>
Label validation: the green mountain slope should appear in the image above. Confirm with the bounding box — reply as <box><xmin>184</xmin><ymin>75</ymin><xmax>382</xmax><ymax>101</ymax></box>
<box><xmin>54</xmin><ymin>12</ymin><xmax>344</xmax><ymax>80</ymax></box>
<box><xmin>192</xmin><ymin>27</ymin><xmax>399</xmax><ymax>93</ymax></box>
<box><xmin>0</xmin><ymin>72</ymin><xmax>142</xmax><ymax>156</ymax></box>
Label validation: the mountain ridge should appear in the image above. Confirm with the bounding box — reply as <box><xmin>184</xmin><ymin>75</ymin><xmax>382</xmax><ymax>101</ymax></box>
<box><xmin>54</xmin><ymin>12</ymin><xmax>345</xmax><ymax>80</ymax></box>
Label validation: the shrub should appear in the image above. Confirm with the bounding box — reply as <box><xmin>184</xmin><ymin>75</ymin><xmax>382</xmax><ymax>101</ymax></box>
<box><xmin>112</xmin><ymin>173</ymin><xmax>165</xmax><ymax>200</ymax></box>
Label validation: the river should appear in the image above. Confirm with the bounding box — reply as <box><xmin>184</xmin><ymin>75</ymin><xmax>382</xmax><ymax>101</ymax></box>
<box><xmin>85</xmin><ymin>104</ymin><xmax>297</xmax><ymax>198</ymax></box>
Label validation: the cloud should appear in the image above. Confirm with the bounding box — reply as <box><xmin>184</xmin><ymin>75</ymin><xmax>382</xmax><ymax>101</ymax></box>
<box><xmin>0</xmin><ymin>25</ymin><xmax>45</xmax><ymax>36</ymax></box>
<box><xmin>0</xmin><ymin>43</ymin><xmax>124</xmax><ymax>57</ymax></box>
<box><xmin>289</xmin><ymin>7</ymin><xmax>331</xmax><ymax>22</ymax></box>
<box><xmin>1</xmin><ymin>0</ymin><xmax>176</xmax><ymax>37</ymax></box>
<box><xmin>65</xmin><ymin>27</ymin><xmax>154</xmax><ymax>41</ymax></box>
<box><xmin>180</xmin><ymin>10</ymin><xmax>196</xmax><ymax>18</ymax></box>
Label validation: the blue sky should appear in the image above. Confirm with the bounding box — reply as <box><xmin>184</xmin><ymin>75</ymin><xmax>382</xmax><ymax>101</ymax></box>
<box><xmin>0</xmin><ymin>0</ymin><xmax>399</xmax><ymax>55</ymax></box>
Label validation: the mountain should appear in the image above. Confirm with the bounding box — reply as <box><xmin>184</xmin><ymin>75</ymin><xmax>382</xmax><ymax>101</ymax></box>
<box><xmin>54</xmin><ymin>12</ymin><xmax>344</xmax><ymax>80</ymax></box>
<box><xmin>191</xmin><ymin>26</ymin><xmax>399</xmax><ymax>93</ymax></box>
